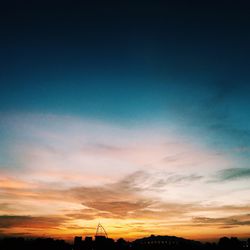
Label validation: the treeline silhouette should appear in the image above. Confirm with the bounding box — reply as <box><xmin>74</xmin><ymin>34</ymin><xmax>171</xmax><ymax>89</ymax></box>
<box><xmin>0</xmin><ymin>235</ymin><xmax>249</xmax><ymax>250</ymax></box>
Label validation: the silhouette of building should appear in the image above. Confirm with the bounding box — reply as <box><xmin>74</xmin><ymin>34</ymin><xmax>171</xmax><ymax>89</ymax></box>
<box><xmin>0</xmin><ymin>237</ymin><xmax>71</xmax><ymax>250</ymax></box>
<box><xmin>1</xmin><ymin>235</ymin><xmax>250</xmax><ymax>250</ymax></box>
<box><xmin>82</xmin><ymin>237</ymin><xmax>93</xmax><ymax>250</ymax></box>
<box><xmin>74</xmin><ymin>236</ymin><xmax>83</xmax><ymax>250</ymax></box>
<box><xmin>70</xmin><ymin>224</ymin><xmax>250</xmax><ymax>250</ymax></box>
<box><xmin>132</xmin><ymin>235</ymin><xmax>203</xmax><ymax>250</ymax></box>
<box><xmin>73</xmin><ymin>223</ymin><xmax>116</xmax><ymax>250</ymax></box>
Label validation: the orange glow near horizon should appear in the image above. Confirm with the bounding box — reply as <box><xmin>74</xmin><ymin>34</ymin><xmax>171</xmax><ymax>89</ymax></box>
<box><xmin>0</xmin><ymin>115</ymin><xmax>250</xmax><ymax>242</ymax></box>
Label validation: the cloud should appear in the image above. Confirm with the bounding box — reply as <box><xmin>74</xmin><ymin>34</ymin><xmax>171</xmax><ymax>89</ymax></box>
<box><xmin>233</xmin><ymin>147</ymin><xmax>250</xmax><ymax>153</ymax></box>
<box><xmin>0</xmin><ymin>215</ymin><xmax>66</xmax><ymax>229</ymax></box>
<box><xmin>150</xmin><ymin>173</ymin><xmax>203</xmax><ymax>189</ymax></box>
<box><xmin>66</xmin><ymin>208</ymin><xmax>118</xmax><ymax>220</ymax></box>
<box><xmin>129</xmin><ymin>202</ymin><xmax>197</xmax><ymax>220</ymax></box>
<box><xmin>111</xmin><ymin>170</ymin><xmax>203</xmax><ymax>192</ymax></box>
<box><xmin>64</xmin><ymin>170</ymin><xmax>203</xmax><ymax>219</ymax></box>
<box><xmin>0</xmin><ymin>169</ymin><xmax>206</xmax><ymax>227</ymax></box>
<box><xmin>66</xmin><ymin>171</ymin><xmax>153</xmax><ymax>217</ymax></box>
<box><xmin>0</xmin><ymin>169</ymin><xmax>204</xmax><ymax>220</ymax></box>
<box><xmin>0</xmin><ymin>113</ymin><xmax>235</xmax><ymax>177</ymax></box>
<box><xmin>192</xmin><ymin>214</ymin><xmax>250</xmax><ymax>227</ymax></box>
<box><xmin>203</xmin><ymin>204</ymin><xmax>250</xmax><ymax>213</ymax></box>
<box><xmin>217</xmin><ymin>168</ymin><xmax>250</xmax><ymax>181</ymax></box>
<box><xmin>66</xmin><ymin>209</ymin><xmax>97</xmax><ymax>220</ymax></box>
<box><xmin>0</xmin><ymin>113</ymin><xmax>250</xmax><ymax>238</ymax></box>
<box><xmin>166</xmin><ymin>82</ymin><xmax>250</xmax><ymax>155</ymax></box>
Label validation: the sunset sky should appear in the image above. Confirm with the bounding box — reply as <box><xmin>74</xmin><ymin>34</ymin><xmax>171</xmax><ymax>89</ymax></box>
<box><xmin>1</xmin><ymin>1</ymin><xmax>250</xmax><ymax>242</ymax></box>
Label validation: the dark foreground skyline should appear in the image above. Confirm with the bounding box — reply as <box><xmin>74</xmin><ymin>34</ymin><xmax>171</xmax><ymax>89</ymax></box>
<box><xmin>0</xmin><ymin>234</ymin><xmax>250</xmax><ymax>250</ymax></box>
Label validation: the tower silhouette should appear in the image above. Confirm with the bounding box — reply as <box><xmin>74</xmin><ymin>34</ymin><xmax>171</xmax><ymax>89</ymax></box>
<box><xmin>95</xmin><ymin>223</ymin><xmax>108</xmax><ymax>238</ymax></box>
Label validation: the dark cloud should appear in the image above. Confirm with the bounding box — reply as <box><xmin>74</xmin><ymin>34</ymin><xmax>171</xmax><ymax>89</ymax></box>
<box><xmin>204</xmin><ymin>83</ymin><xmax>250</xmax><ymax>150</ymax></box>
<box><xmin>66</xmin><ymin>174</ymin><xmax>153</xmax><ymax>217</ymax></box>
<box><xmin>4</xmin><ymin>169</ymin><xmax>250</xmax><ymax>231</ymax></box>
<box><xmin>217</xmin><ymin>168</ymin><xmax>250</xmax><ymax>181</ymax></box>
<box><xmin>112</xmin><ymin>170</ymin><xmax>203</xmax><ymax>191</ymax></box>
<box><xmin>162</xmin><ymin>154</ymin><xmax>182</xmax><ymax>163</ymax></box>
<box><xmin>66</xmin><ymin>211</ymin><xmax>97</xmax><ymax>221</ymax></box>
<box><xmin>0</xmin><ymin>231</ymin><xmax>33</xmax><ymax>238</ymax></box>
<box><xmin>66</xmin><ymin>208</ymin><xmax>120</xmax><ymax>220</ymax></box>
<box><xmin>66</xmin><ymin>225</ymin><xmax>95</xmax><ymax>231</ymax></box>
<box><xmin>150</xmin><ymin>174</ymin><xmax>203</xmax><ymax>189</ymax></box>
<box><xmin>0</xmin><ymin>203</ymin><xmax>12</xmax><ymax>210</ymax></box>
<box><xmin>86</xmin><ymin>201</ymin><xmax>151</xmax><ymax>216</ymax></box>
<box><xmin>89</xmin><ymin>143</ymin><xmax>123</xmax><ymax>152</ymax></box>
<box><xmin>192</xmin><ymin>214</ymin><xmax>250</xmax><ymax>227</ymax></box>
<box><xmin>130</xmin><ymin>202</ymin><xmax>197</xmax><ymax>220</ymax></box>
<box><xmin>208</xmin><ymin>126</ymin><xmax>250</xmax><ymax>148</ymax></box>
<box><xmin>208</xmin><ymin>204</ymin><xmax>250</xmax><ymax>213</ymax></box>
<box><xmin>167</xmin><ymin>81</ymin><xmax>250</xmax><ymax>153</ymax></box>
<box><xmin>0</xmin><ymin>215</ymin><xmax>66</xmax><ymax>229</ymax></box>
<box><xmin>65</xmin><ymin>170</ymin><xmax>203</xmax><ymax>217</ymax></box>
<box><xmin>1</xmin><ymin>170</ymin><xmax>203</xmax><ymax>223</ymax></box>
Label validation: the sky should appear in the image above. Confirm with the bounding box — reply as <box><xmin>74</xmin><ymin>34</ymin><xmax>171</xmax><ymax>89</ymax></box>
<box><xmin>0</xmin><ymin>0</ymin><xmax>250</xmax><ymax>242</ymax></box>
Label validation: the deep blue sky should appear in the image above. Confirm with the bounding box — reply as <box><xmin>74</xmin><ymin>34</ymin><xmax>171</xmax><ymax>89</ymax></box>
<box><xmin>1</xmin><ymin>1</ymin><xmax>250</xmax><ymax>148</ymax></box>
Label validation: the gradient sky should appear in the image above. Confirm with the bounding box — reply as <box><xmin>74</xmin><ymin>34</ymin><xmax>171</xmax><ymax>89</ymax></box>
<box><xmin>1</xmin><ymin>1</ymin><xmax>250</xmax><ymax>242</ymax></box>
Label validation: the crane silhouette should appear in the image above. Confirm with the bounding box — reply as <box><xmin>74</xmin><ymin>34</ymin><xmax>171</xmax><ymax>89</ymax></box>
<box><xmin>95</xmin><ymin>222</ymin><xmax>108</xmax><ymax>238</ymax></box>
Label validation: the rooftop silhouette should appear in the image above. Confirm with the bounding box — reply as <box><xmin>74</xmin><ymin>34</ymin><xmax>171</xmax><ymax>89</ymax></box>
<box><xmin>1</xmin><ymin>234</ymin><xmax>249</xmax><ymax>250</ymax></box>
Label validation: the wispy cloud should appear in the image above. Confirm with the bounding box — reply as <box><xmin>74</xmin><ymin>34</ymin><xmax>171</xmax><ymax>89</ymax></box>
<box><xmin>0</xmin><ymin>113</ymin><xmax>250</xmax><ymax>239</ymax></box>
<box><xmin>0</xmin><ymin>215</ymin><xmax>67</xmax><ymax>229</ymax></box>
<box><xmin>192</xmin><ymin>214</ymin><xmax>250</xmax><ymax>227</ymax></box>
<box><xmin>217</xmin><ymin>168</ymin><xmax>250</xmax><ymax>181</ymax></box>
<box><xmin>66</xmin><ymin>169</ymin><xmax>204</xmax><ymax>211</ymax></box>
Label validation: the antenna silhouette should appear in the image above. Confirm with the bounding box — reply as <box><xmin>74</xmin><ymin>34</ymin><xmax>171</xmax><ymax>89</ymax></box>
<box><xmin>95</xmin><ymin>222</ymin><xmax>108</xmax><ymax>238</ymax></box>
